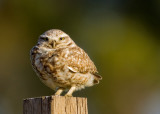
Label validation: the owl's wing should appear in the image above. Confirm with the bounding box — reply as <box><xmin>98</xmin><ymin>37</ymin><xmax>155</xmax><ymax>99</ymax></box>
<box><xmin>65</xmin><ymin>47</ymin><xmax>102</xmax><ymax>83</ymax></box>
<box><xmin>66</xmin><ymin>47</ymin><xmax>98</xmax><ymax>74</ymax></box>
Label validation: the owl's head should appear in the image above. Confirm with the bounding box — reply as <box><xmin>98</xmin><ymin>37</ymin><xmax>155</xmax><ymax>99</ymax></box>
<box><xmin>38</xmin><ymin>29</ymin><xmax>76</xmax><ymax>49</ymax></box>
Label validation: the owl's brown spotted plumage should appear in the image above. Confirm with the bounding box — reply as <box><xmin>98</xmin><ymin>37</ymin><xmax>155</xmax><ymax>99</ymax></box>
<box><xmin>30</xmin><ymin>29</ymin><xmax>102</xmax><ymax>96</ymax></box>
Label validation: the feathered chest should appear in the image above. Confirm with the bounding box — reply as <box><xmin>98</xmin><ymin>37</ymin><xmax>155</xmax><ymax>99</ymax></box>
<box><xmin>30</xmin><ymin>46</ymin><xmax>68</xmax><ymax>78</ymax></box>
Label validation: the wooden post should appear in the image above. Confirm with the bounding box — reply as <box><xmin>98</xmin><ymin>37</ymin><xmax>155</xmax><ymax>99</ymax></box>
<box><xmin>23</xmin><ymin>96</ymin><xmax>88</xmax><ymax>114</ymax></box>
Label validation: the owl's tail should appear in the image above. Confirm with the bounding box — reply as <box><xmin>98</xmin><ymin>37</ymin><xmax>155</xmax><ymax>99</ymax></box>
<box><xmin>93</xmin><ymin>73</ymin><xmax>102</xmax><ymax>84</ymax></box>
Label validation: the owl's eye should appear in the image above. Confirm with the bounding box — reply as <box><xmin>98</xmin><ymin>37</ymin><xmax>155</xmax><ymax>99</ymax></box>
<box><xmin>59</xmin><ymin>37</ymin><xmax>65</xmax><ymax>41</ymax></box>
<box><xmin>40</xmin><ymin>37</ymin><xmax>49</xmax><ymax>41</ymax></box>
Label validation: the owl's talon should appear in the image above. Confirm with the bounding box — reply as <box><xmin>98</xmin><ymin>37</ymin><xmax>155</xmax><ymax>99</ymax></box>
<box><xmin>54</xmin><ymin>88</ymin><xmax>64</xmax><ymax>96</ymax></box>
<box><xmin>65</xmin><ymin>86</ymin><xmax>76</xmax><ymax>97</ymax></box>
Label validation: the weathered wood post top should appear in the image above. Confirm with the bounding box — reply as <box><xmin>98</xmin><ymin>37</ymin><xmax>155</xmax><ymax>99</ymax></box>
<box><xmin>23</xmin><ymin>96</ymin><xmax>88</xmax><ymax>114</ymax></box>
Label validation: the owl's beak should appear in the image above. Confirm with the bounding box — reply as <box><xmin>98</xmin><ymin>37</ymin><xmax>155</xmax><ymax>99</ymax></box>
<box><xmin>50</xmin><ymin>40</ymin><xmax>56</xmax><ymax>48</ymax></box>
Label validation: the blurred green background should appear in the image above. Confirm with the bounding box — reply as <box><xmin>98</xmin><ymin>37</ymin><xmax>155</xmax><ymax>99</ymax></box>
<box><xmin>0</xmin><ymin>0</ymin><xmax>160</xmax><ymax>114</ymax></box>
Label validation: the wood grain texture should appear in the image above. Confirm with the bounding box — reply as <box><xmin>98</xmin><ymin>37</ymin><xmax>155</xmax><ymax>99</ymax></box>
<box><xmin>23</xmin><ymin>96</ymin><xmax>88</xmax><ymax>114</ymax></box>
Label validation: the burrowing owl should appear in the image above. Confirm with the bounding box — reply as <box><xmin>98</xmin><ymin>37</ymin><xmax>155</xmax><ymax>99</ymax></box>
<box><xmin>30</xmin><ymin>29</ymin><xmax>102</xmax><ymax>96</ymax></box>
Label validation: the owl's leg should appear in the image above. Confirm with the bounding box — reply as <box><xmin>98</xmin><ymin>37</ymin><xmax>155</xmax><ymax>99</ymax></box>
<box><xmin>55</xmin><ymin>87</ymin><xmax>64</xmax><ymax>96</ymax></box>
<box><xmin>65</xmin><ymin>86</ymin><xmax>76</xmax><ymax>97</ymax></box>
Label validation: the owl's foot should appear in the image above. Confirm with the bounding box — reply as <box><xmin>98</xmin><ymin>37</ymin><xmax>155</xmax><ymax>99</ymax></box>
<box><xmin>65</xmin><ymin>86</ymin><xmax>76</xmax><ymax>97</ymax></box>
<box><xmin>55</xmin><ymin>87</ymin><xmax>64</xmax><ymax>96</ymax></box>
